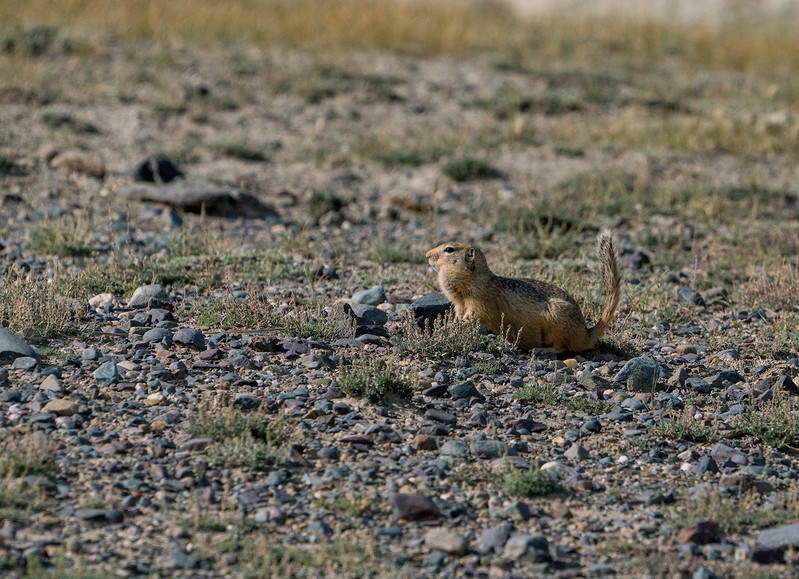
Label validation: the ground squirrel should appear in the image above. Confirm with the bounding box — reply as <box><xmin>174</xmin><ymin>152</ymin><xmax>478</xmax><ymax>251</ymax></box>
<box><xmin>426</xmin><ymin>231</ymin><xmax>621</xmax><ymax>353</ymax></box>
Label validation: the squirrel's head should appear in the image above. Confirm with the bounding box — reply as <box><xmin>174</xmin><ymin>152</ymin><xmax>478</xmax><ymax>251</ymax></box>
<box><xmin>426</xmin><ymin>242</ymin><xmax>489</xmax><ymax>276</ymax></box>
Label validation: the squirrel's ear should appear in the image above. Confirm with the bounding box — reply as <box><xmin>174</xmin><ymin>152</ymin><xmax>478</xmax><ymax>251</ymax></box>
<box><xmin>465</xmin><ymin>247</ymin><xmax>475</xmax><ymax>262</ymax></box>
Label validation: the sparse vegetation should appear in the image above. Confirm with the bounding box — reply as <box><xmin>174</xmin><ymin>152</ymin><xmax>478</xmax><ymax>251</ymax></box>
<box><xmin>0</xmin><ymin>438</ymin><xmax>57</xmax><ymax>478</ymax></box>
<box><xmin>338</xmin><ymin>354</ymin><xmax>413</xmax><ymax>404</ymax></box>
<box><xmin>498</xmin><ymin>466</ymin><xmax>563</xmax><ymax>498</ymax></box>
<box><xmin>737</xmin><ymin>394</ymin><xmax>799</xmax><ymax>450</ymax></box>
<box><xmin>192</xmin><ymin>286</ymin><xmax>274</xmax><ymax>330</ymax></box>
<box><xmin>650</xmin><ymin>411</ymin><xmax>718</xmax><ymax>443</ymax></box>
<box><xmin>672</xmin><ymin>491</ymin><xmax>799</xmax><ymax>535</ymax></box>
<box><xmin>187</xmin><ymin>405</ymin><xmax>286</xmax><ymax>470</ymax></box>
<box><xmin>30</xmin><ymin>212</ymin><xmax>94</xmax><ymax>257</ymax></box>
<box><xmin>443</xmin><ymin>157</ymin><xmax>500</xmax><ymax>182</ymax></box>
<box><xmin>0</xmin><ymin>266</ymin><xmax>87</xmax><ymax>337</ymax></box>
<box><xmin>3</xmin><ymin>2</ymin><xmax>799</xmax><ymax>577</ymax></box>
<box><xmin>393</xmin><ymin>312</ymin><xmax>514</xmax><ymax>358</ymax></box>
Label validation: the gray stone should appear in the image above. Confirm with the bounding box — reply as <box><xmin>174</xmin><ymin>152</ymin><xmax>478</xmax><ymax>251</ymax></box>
<box><xmin>0</xmin><ymin>328</ymin><xmax>39</xmax><ymax>365</ymax></box>
<box><xmin>603</xmin><ymin>406</ymin><xmax>633</xmax><ymax>421</ymax></box>
<box><xmin>613</xmin><ymin>356</ymin><xmax>660</xmax><ymax>391</ymax></box>
<box><xmin>694</xmin><ymin>455</ymin><xmax>720</xmax><ymax>475</ymax></box>
<box><xmin>478</xmin><ymin>523</ymin><xmax>512</xmax><ymax>554</ymax></box>
<box><xmin>38</xmin><ymin>374</ymin><xmax>63</xmax><ymax>393</ymax></box>
<box><xmin>173</xmin><ymin>328</ymin><xmax>206</xmax><ymax>349</ymax></box>
<box><xmin>169</xmin><ymin>547</ymin><xmax>198</xmax><ymax>570</ymax></box>
<box><xmin>390</xmin><ymin>493</ymin><xmax>442</xmax><ymax>521</ymax></box>
<box><xmin>620</xmin><ymin>397</ymin><xmax>646</xmax><ymax>411</ymax></box>
<box><xmin>425</xmin><ymin>409</ymin><xmax>457</xmax><ymax>425</ymax></box>
<box><xmin>127</xmin><ymin>284</ymin><xmax>167</xmax><ymax>308</ymax></box>
<box><xmin>351</xmin><ymin>304</ymin><xmax>388</xmax><ymax>325</ymax></box>
<box><xmin>352</xmin><ymin>285</ymin><xmax>386</xmax><ymax>306</ymax></box>
<box><xmin>502</xmin><ymin>501</ymin><xmax>533</xmax><ymax>521</ymax></box>
<box><xmin>121</xmin><ymin>180</ymin><xmax>278</xmax><ymax>219</ymax></box>
<box><xmin>758</xmin><ymin>522</ymin><xmax>799</xmax><ymax>549</ymax></box>
<box><xmin>678</xmin><ymin>286</ymin><xmax>705</xmax><ymax>306</ymax></box>
<box><xmin>308</xmin><ymin>520</ymin><xmax>333</xmax><ymax>537</ymax></box>
<box><xmin>11</xmin><ymin>356</ymin><xmax>39</xmax><ymax>370</ymax></box>
<box><xmin>74</xmin><ymin>508</ymin><xmax>124</xmax><ymax>523</ymax></box>
<box><xmin>0</xmin><ymin>389</ymin><xmax>21</xmax><ymax>402</ymax></box>
<box><xmin>265</xmin><ymin>470</ymin><xmax>289</xmax><ymax>487</ymax></box>
<box><xmin>424</xmin><ymin>527</ymin><xmax>468</xmax><ymax>556</ymax></box>
<box><xmin>502</xmin><ymin>533</ymin><xmax>551</xmax><ymax>562</ymax></box>
<box><xmin>141</xmin><ymin>328</ymin><xmax>172</xmax><ymax>344</ymax></box>
<box><xmin>440</xmin><ymin>440</ymin><xmax>470</xmax><ymax>458</ymax></box>
<box><xmin>93</xmin><ymin>360</ymin><xmax>120</xmax><ymax>385</ymax></box>
<box><xmin>470</xmin><ymin>438</ymin><xmax>508</xmax><ymax>459</ymax></box>
<box><xmin>564</xmin><ymin>443</ymin><xmax>590</xmax><ymax>460</ymax></box>
<box><xmin>448</xmin><ymin>380</ymin><xmax>484</xmax><ymax>400</ymax></box>
<box><xmin>411</xmin><ymin>293</ymin><xmax>452</xmax><ymax>328</ymax></box>
<box><xmin>685</xmin><ymin>377</ymin><xmax>710</xmax><ymax>393</ymax></box>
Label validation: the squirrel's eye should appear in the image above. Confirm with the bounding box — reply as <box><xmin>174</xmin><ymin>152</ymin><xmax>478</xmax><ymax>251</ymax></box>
<box><xmin>443</xmin><ymin>247</ymin><xmax>455</xmax><ymax>253</ymax></box>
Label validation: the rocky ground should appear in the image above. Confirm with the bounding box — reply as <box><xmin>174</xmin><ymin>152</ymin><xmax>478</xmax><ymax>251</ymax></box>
<box><xmin>1</xmin><ymin>24</ymin><xmax>799</xmax><ymax>578</ymax></box>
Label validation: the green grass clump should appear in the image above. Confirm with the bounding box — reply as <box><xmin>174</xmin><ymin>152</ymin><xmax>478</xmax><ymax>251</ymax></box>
<box><xmin>737</xmin><ymin>395</ymin><xmax>799</xmax><ymax>450</ymax></box>
<box><xmin>281</xmin><ymin>302</ymin><xmax>357</xmax><ymax>342</ymax></box>
<box><xmin>368</xmin><ymin>242</ymin><xmax>426</xmax><ymax>264</ymax></box>
<box><xmin>443</xmin><ymin>157</ymin><xmax>499</xmax><ymax>182</ymax></box>
<box><xmin>514</xmin><ymin>384</ymin><xmax>560</xmax><ymax>406</ymax></box>
<box><xmin>0</xmin><ymin>439</ymin><xmax>57</xmax><ymax>478</ymax></box>
<box><xmin>30</xmin><ymin>213</ymin><xmax>94</xmax><ymax>257</ymax></box>
<box><xmin>374</xmin><ymin>147</ymin><xmax>426</xmax><ymax>167</ymax></box>
<box><xmin>308</xmin><ymin>190</ymin><xmax>347</xmax><ymax>220</ymax></box>
<box><xmin>40</xmin><ymin>109</ymin><xmax>100</xmax><ymax>134</ymax></box>
<box><xmin>212</xmin><ymin>141</ymin><xmax>268</xmax><ymax>162</ymax></box>
<box><xmin>338</xmin><ymin>355</ymin><xmax>413</xmax><ymax>404</ymax></box>
<box><xmin>192</xmin><ymin>287</ymin><xmax>274</xmax><ymax>330</ymax></box>
<box><xmin>0</xmin><ymin>266</ymin><xmax>87</xmax><ymax>337</ymax></box>
<box><xmin>498</xmin><ymin>467</ymin><xmax>562</xmax><ymax>497</ymax></box>
<box><xmin>650</xmin><ymin>411</ymin><xmax>717</xmax><ymax>443</ymax></box>
<box><xmin>392</xmin><ymin>312</ymin><xmax>514</xmax><ymax>358</ymax></box>
<box><xmin>672</xmin><ymin>491</ymin><xmax>799</xmax><ymax>535</ymax></box>
<box><xmin>0</xmin><ymin>154</ymin><xmax>25</xmax><ymax>176</ymax></box>
<box><xmin>187</xmin><ymin>406</ymin><xmax>286</xmax><ymax>470</ymax></box>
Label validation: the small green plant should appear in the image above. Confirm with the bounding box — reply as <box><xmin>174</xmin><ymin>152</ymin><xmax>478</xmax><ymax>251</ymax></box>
<box><xmin>443</xmin><ymin>157</ymin><xmax>500</xmax><ymax>181</ymax></box>
<box><xmin>368</xmin><ymin>242</ymin><xmax>425</xmax><ymax>264</ymax></box>
<box><xmin>192</xmin><ymin>286</ymin><xmax>274</xmax><ymax>330</ymax></box>
<box><xmin>760</xmin><ymin>315</ymin><xmax>799</xmax><ymax>358</ymax></box>
<box><xmin>0</xmin><ymin>478</ymin><xmax>44</xmax><ymax>522</ymax></box>
<box><xmin>315</xmin><ymin>492</ymin><xmax>371</xmax><ymax>517</ymax></box>
<box><xmin>187</xmin><ymin>404</ymin><xmax>286</xmax><ymax>470</ymax></box>
<box><xmin>212</xmin><ymin>141</ymin><xmax>268</xmax><ymax>162</ymax></box>
<box><xmin>281</xmin><ymin>301</ymin><xmax>357</xmax><ymax>342</ymax></box>
<box><xmin>374</xmin><ymin>147</ymin><xmax>426</xmax><ymax>167</ymax></box>
<box><xmin>308</xmin><ymin>190</ymin><xmax>347</xmax><ymax>219</ymax></box>
<box><xmin>241</xmin><ymin>539</ymin><xmax>379</xmax><ymax>578</ymax></box>
<box><xmin>514</xmin><ymin>384</ymin><xmax>561</xmax><ymax>406</ymax></box>
<box><xmin>650</xmin><ymin>411</ymin><xmax>717</xmax><ymax>443</ymax></box>
<box><xmin>0</xmin><ymin>266</ymin><xmax>87</xmax><ymax>337</ymax></box>
<box><xmin>337</xmin><ymin>354</ymin><xmax>413</xmax><ymax>404</ymax></box>
<box><xmin>737</xmin><ymin>394</ymin><xmax>799</xmax><ymax>450</ymax></box>
<box><xmin>0</xmin><ymin>154</ymin><xmax>25</xmax><ymax>176</ymax></box>
<box><xmin>30</xmin><ymin>213</ymin><xmax>94</xmax><ymax>257</ymax></box>
<box><xmin>498</xmin><ymin>466</ymin><xmax>562</xmax><ymax>497</ymax></box>
<box><xmin>40</xmin><ymin>109</ymin><xmax>100</xmax><ymax>133</ymax></box>
<box><xmin>0</xmin><ymin>438</ymin><xmax>57</xmax><ymax>478</ymax></box>
<box><xmin>566</xmin><ymin>396</ymin><xmax>613</xmax><ymax>415</ymax></box>
<box><xmin>392</xmin><ymin>311</ymin><xmax>512</xmax><ymax>357</ymax></box>
<box><xmin>671</xmin><ymin>490</ymin><xmax>799</xmax><ymax>534</ymax></box>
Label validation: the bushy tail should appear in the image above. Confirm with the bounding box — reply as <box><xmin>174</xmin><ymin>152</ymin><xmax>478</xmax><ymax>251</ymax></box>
<box><xmin>587</xmin><ymin>230</ymin><xmax>621</xmax><ymax>344</ymax></box>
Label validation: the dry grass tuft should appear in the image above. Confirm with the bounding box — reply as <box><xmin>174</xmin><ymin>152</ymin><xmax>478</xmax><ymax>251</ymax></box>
<box><xmin>3</xmin><ymin>1</ymin><xmax>799</xmax><ymax>76</ymax></box>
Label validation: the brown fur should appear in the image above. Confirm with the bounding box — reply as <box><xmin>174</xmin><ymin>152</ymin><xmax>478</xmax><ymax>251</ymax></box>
<box><xmin>425</xmin><ymin>231</ymin><xmax>621</xmax><ymax>353</ymax></box>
